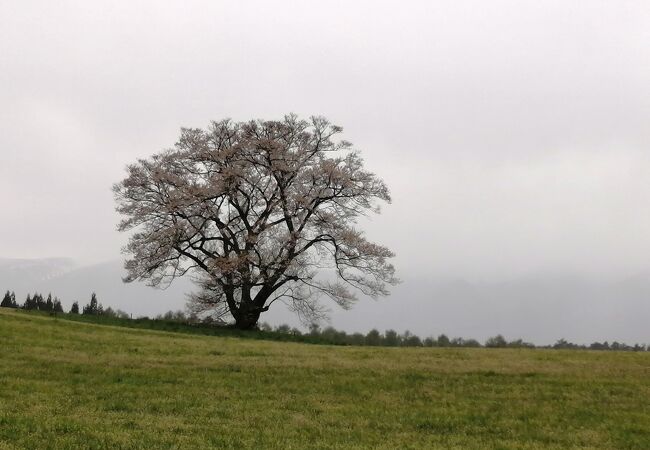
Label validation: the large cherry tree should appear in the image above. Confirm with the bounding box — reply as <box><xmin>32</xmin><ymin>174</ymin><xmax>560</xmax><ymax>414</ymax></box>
<box><xmin>114</xmin><ymin>115</ymin><xmax>397</xmax><ymax>329</ymax></box>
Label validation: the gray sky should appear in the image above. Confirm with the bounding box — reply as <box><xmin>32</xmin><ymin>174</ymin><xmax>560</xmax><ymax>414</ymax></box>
<box><xmin>2</xmin><ymin>0</ymin><xmax>650</xmax><ymax>283</ymax></box>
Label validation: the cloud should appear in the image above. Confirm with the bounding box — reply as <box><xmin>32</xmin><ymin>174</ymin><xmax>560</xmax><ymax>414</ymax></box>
<box><xmin>1</xmin><ymin>0</ymin><xmax>649</xmax><ymax>279</ymax></box>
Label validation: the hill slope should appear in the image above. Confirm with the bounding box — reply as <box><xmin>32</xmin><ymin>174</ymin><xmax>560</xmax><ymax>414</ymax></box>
<box><xmin>0</xmin><ymin>308</ymin><xmax>649</xmax><ymax>449</ymax></box>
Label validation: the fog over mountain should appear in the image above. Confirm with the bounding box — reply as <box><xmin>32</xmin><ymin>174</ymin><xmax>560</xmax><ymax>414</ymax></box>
<box><xmin>0</xmin><ymin>258</ymin><xmax>77</xmax><ymax>286</ymax></box>
<box><xmin>2</xmin><ymin>257</ymin><xmax>647</xmax><ymax>345</ymax></box>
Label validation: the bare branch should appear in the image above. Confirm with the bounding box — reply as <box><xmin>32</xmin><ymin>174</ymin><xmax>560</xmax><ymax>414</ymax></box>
<box><xmin>114</xmin><ymin>115</ymin><xmax>397</xmax><ymax>329</ymax></box>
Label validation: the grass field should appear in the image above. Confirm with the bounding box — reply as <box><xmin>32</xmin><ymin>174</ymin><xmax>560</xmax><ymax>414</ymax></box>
<box><xmin>0</xmin><ymin>308</ymin><xmax>648</xmax><ymax>449</ymax></box>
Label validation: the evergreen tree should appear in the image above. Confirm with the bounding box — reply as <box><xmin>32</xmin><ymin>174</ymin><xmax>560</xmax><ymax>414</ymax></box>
<box><xmin>70</xmin><ymin>301</ymin><xmax>79</xmax><ymax>314</ymax></box>
<box><xmin>53</xmin><ymin>298</ymin><xmax>64</xmax><ymax>313</ymax></box>
<box><xmin>10</xmin><ymin>292</ymin><xmax>17</xmax><ymax>308</ymax></box>
<box><xmin>23</xmin><ymin>294</ymin><xmax>34</xmax><ymax>310</ymax></box>
<box><xmin>1</xmin><ymin>291</ymin><xmax>12</xmax><ymax>308</ymax></box>
<box><xmin>45</xmin><ymin>293</ymin><xmax>54</xmax><ymax>312</ymax></box>
<box><xmin>34</xmin><ymin>293</ymin><xmax>45</xmax><ymax>311</ymax></box>
<box><xmin>83</xmin><ymin>293</ymin><xmax>102</xmax><ymax>315</ymax></box>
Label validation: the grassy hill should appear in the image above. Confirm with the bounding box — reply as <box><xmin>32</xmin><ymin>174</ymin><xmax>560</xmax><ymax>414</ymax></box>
<box><xmin>0</xmin><ymin>308</ymin><xmax>648</xmax><ymax>449</ymax></box>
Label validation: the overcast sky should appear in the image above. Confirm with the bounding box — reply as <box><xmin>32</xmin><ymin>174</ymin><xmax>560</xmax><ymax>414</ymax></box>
<box><xmin>2</xmin><ymin>0</ymin><xmax>650</xmax><ymax>283</ymax></box>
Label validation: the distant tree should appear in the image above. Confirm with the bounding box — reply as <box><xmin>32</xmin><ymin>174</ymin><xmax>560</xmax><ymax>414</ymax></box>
<box><xmin>308</xmin><ymin>323</ymin><xmax>321</xmax><ymax>337</ymax></box>
<box><xmin>384</xmin><ymin>329</ymin><xmax>400</xmax><ymax>347</ymax></box>
<box><xmin>171</xmin><ymin>310</ymin><xmax>186</xmax><ymax>321</ymax></box>
<box><xmin>320</xmin><ymin>326</ymin><xmax>348</xmax><ymax>344</ymax></box>
<box><xmin>23</xmin><ymin>294</ymin><xmax>35</xmax><ymax>310</ymax></box>
<box><xmin>507</xmin><ymin>338</ymin><xmax>535</xmax><ymax>349</ymax></box>
<box><xmin>365</xmin><ymin>329</ymin><xmax>382</xmax><ymax>346</ymax></box>
<box><xmin>423</xmin><ymin>337</ymin><xmax>436</xmax><ymax>347</ymax></box>
<box><xmin>45</xmin><ymin>293</ymin><xmax>54</xmax><ymax>312</ymax></box>
<box><xmin>450</xmin><ymin>337</ymin><xmax>464</xmax><ymax>347</ymax></box>
<box><xmin>156</xmin><ymin>310</ymin><xmax>186</xmax><ymax>322</ymax></box>
<box><xmin>610</xmin><ymin>341</ymin><xmax>631</xmax><ymax>351</ymax></box>
<box><xmin>29</xmin><ymin>293</ymin><xmax>45</xmax><ymax>311</ymax></box>
<box><xmin>38</xmin><ymin>293</ymin><xmax>46</xmax><ymax>310</ymax></box>
<box><xmin>82</xmin><ymin>293</ymin><xmax>102</xmax><ymax>315</ymax></box>
<box><xmin>70</xmin><ymin>301</ymin><xmax>80</xmax><ymax>314</ymax></box>
<box><xmin>1</xmin><ymin>291</ymin><xmax>13</xmax><ymax>308</ymax></box>
<box><xmin>347</xmin><ymin>332</ymin><xmax>365</xmax><ymax>346</ymax></box>
<box><xmin>462</xmin><ymin>338</ymin><xmax>481</xmax><ymax>348</ymax></box>
<box><xmin>552</xmin><ymin>338</ymin><xmax>581</xmax><ymax>350</ymax></box>
<box><xmin>53</xmin><ymin>298</ymin><xmax>64</xmax><ymax>313</ymax></box>
<box><xmin>485</xmin><ymin>334</ymin><xmax>508</xmax><ymax>348</ymax></box>
<box><xmin>402</xmin><ymin>331</ymin><xmax>422</xmax><ymax>347</ymax></box>
<box><xmin>157</xmin><ymin>310</ymin><xmax>172</xmax><ymax>320</ymax></box>
<box><xmin>436</xmin><ymin>334</ymin><xmax>450</xmax><ymax>347</ymax></box>
<box><xmin>114</xmin><ymin>115</ymin><xmax>397</xmax><ymax>329</ymax></box>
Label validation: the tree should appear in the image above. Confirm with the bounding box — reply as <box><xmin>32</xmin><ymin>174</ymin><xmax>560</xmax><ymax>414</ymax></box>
<box><xmin>70</xmin><ymin>301</ymin><xmax>80</xmax><ymax>314</ymax></box>
<box><xmin>23</xmin><ymin>292</ymin><xmax>45</xmax><ymax>311</ymax></box>
<box><xmin>53</xmin><ymin>298</ymin><xmax>64</xmax><ymax>313</ymax></box>
<box><xmin>33</xmin><ymin>293</ymin><xmax>45</xmax><ymax>311</ymax></box>
<box><xmin>83</xmin><ymin>293</ymin><xmax>102</xmax><ymax>315</ymax></box>
<box><xmin>402</xmin><ymin>331</ymin><xmax>422</xmax><ymax>347</ymax></box>
<box><xmin>1</xmin><ymin>291</ymin><xmax>12</xmax><ymax>308</ymax></box>
<box><xmin>365</xmin><ymin>329</ymin><xmax>382</xmax><ymax>346</ymax></box>
<box><xmin>23</xmin><ymin>294</ymin><xmax>43</xmax><ymax>310</ymax></box>
<box><xmin>384</xmin><ymin>329</ymin><xmax>400</xmax><ymax>347</ymax></box>
<box><xmin>45</xmin><ymin>293</ymin><xmax>54</xmax><ymax>312</ymax></box>
<box><xmin>485</xmin><ymin>334</ymin><xmax>508</xmax><ymax>348</ymax></box>
<box><xmin>348</xmin><ymin>332</ymin><xmax>366</xmax><ymax>346</ymax></box>
<box><xmin>436</xmin><ymin>334</ymin><xmax>450</xmax><ymax>347</ymax></box>
<box><xmin>23</xmin><ymin>294</ymin><xmax>32</xmax><ymax>310</ymax></box>
<box><xmin>114</xmin><ymin>115</ymin><xmax>397</xmax><ymax>329</ymax></box>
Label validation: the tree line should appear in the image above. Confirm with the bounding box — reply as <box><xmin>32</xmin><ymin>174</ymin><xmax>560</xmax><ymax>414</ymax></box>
<box><xmin>153</xmin><ymin>308</ymin><xmax>649</xmax><ymax>351</ymax></box>
<box><xmin>1</xmin><ymin>290</ymin><xmax>129</xmax><ymax>318</ymax></box>
<box><xmin>2</xmin><ymin>289</ymin><xmax>648</xmax><ymax>351</ymax></box>
<box><xmin>259</xmin><ymin>323</ymin><xmax>649</xmax><ymax>351</ymax></box>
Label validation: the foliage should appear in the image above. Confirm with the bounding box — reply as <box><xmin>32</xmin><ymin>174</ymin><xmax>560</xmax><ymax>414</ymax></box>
<box><xmin>485</xmin><ymin>334</ymin><xmax>508</xmax><ymax>348</ymax></box>
<box><xmin>113</xmin><ymin>115</ymin><xmax>397</xmax><ymax>329</ymax></box>
<box><xmin>13</xmin><ymin>292</ymin><xmax>65</xmax><ymax>314</ymax></box>
<box><xmin>82</xmin><ymin>292</ymin><xmax>103</xmax><ymax>316</ymax></box>
<box><xmin>0</xmin><ymin>291</ymin><xmax>17</xmax><ymax>308</ymax></box>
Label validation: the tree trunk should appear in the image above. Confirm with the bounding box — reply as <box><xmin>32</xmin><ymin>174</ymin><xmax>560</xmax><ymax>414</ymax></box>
<box><xmin>233</xmin><ymin>307</ymin><xmax>261</xmax><ymax>330</ymax></box>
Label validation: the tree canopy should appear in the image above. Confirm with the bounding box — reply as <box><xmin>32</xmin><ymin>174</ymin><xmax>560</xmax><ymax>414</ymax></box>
<box><xmin>114</xmin><ymin>115</ymin><xmax>397</xmax><ymax>329</ymax></box>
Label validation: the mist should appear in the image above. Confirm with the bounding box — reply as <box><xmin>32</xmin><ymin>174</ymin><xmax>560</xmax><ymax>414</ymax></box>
<box><xmin>1</xmin><ymin>1</ymin><xmax>649</xmax><ymax>342</ymax></box>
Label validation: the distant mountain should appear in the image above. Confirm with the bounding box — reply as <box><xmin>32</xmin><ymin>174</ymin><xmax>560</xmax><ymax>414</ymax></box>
<box><xmin>0</xmin><ymin>257</ymin><xmax>77</xmax><ymax>293</ymax></box>
<box><xmin>1</xmin><ymin>258</ymin><xmax>648</xmax><ymax>345</ymax></box>
<box><xmin>0</xmin><ymin>258</ymin><xmax>193</xmax><ymax>318</ymax></box>
<box><xmin>309</xmin><ymin>273</ymin><xmax>650</xmax><ymax>346</ymax></box>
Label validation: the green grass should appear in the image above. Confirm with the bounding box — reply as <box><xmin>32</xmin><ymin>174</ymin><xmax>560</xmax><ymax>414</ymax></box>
<box><xmin>0</xmin><ymin>308</ymin><xmax>648</xmax><ymax>449</ymax></box>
